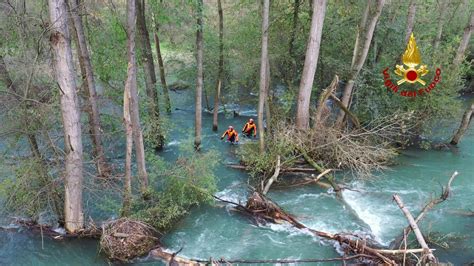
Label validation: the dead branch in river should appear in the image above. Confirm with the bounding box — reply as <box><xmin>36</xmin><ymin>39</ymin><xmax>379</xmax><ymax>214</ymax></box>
<box><xmin>214</xmin><ymin>192</ymin><xmax>447</xmax><ymax>264</ymax></box>
<box><xmin>392</xmin><ymin>194</ymin><xmax>437</xmax><ymax>263</ymax></box>
<box><xmin>391</xmin><ymin>171</ymin><xmax>459</xmax><ymax>249</ymax></box>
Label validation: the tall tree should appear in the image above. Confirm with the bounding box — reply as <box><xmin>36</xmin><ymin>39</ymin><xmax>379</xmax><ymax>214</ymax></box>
<box><xmin>257</xmin><ymin>0</ymin><xmax>270</xmax><ymax>152</ymax></box>
<box><xmin>48</xmin><ymin>0</ymin><xmax>84</xmax><ymax>233</ymax></box>
<box><xmin>136</xmin><ymin>0</ymin><xmax>164</xmax><ymax>149</ymax></box>
<box><xmin>152</xmin><ymin>12</ymin><xmax>172</xmax><ymax>113</ymax></box>
<box><xmin>195</xmin><ymin>0</ymin><xmax>204</xmax><ymax>150</ymax></box>
<box><xmin>432</xmin><ymin>0</ymin><xmax>449</xmax><ymax>50</ymax></box>
<box><xmin>295</xmin><ymin>0</ymin><xmax>328</xmax><ymax>129</ymax></box>
<box><xmin>404</xmin><ymin>0</ymin><xmax>417</xmax><ymax>44</ymax></box>
<box><xmin>121</xmin><ymin>0</ymin><xmax>137</xmax><ymax>216</ymax></box>
<box><xmin>453</xmin><ymin>11</ymin><xmax>474</xmax><ymax>65</ymax></box>
<box><xmin>122</xmin><ymin>64</ymin><xmax>133</xmax><ymax>216</ymax></box>
<box><xmin>128</xmin><ymin>0</ymin><xmax>149</xmax><ymax>192</ymax></box>
<box><xmin>68</xmin><ymin>0</ymin><xmax>109</xmax><ymax>177</ymax></box>
<box><xmin>336</xmin><ymin>0</ymin><xmax>385</xmax><ymax>126</ymax></box>
<box><xmin>212</xmin><ymin>0</ymin><xmax>224</xmax><ymax>131</ymax></box>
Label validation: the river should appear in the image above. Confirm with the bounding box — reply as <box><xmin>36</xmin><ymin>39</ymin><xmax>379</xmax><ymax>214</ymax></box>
<box><xmin>0</xmin><ymin>90</ymin><xmax>473</xmax><ymax>265</ymax></box>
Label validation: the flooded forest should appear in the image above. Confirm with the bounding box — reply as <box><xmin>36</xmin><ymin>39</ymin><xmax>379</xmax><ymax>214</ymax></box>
<box><xmin>1</xmin><ymin>0</ymin><xmax>473</xmax><ymax>265</ymax></box>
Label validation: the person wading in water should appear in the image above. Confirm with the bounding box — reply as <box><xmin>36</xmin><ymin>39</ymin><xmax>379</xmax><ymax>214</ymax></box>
<box><xmin>242</xmin><ymin>118</ymin><xmax>257</xmax><ymax>138</ymax></box>
<box><xmin>221</xmin><ymin>126</ymin><xmax>239</xmax><ymax>144</ymax></box>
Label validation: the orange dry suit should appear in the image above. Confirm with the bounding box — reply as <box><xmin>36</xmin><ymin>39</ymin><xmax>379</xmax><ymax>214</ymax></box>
<box><xmin>221</xmin><ymin>129</ymin><xmax>239</xmax><ymax>143</ymax></box>
<box><xmin>242</xmin><ymin>122</ymin><xmax>257</xmax><ymax>137</ymax></box>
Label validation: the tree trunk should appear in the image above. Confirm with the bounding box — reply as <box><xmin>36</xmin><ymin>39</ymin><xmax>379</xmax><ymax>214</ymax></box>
<box><xmin>122</xmin><ymin>74</ymin><xmax>133</xmax><ymax>217</ymax></box>
<box><xmin>433</xmin><ymin>0</ymin><xmax>448</xmax><ymax>50</ymax></box>
<box><xmin>68</xmin><ymin>0</ymin><xmax>109</xmax><ymax>177</ymax></box>
<box><xmin>295</xmin><ymin>0</ymin><xmax>328</xmax><ymax>129</ymax></box>
<box><xmin>195</xmin><ymin>0</ymin><xmax>204</xmax><ymax>150</ymax></box>
<box><xmin>450</xmin><ymin>103</ymin><xmax>474</xmax><ymax>145</ymax></box>
<box><xmin>351</xmin><ymin>0</ymin><xmax>371</xmax><ymax>69</ymax></box>
<box><xmin>127</xmin><ymin>0</ymin><xmax>148</xmax><ymax>192</ymax></box>
<box><xmin>212</xmin><ymin>0</ymin><xmax>224</xmax><ymax>132</ymax></box>
<box><xmin>212</xmin><ymin>80</ymin><xmax>221</xmax><ymax>131</ymax></box>
<box><xmin>48</xmin><ymin>0</ymin><xmax>84</xmax><ymax>233</ymax></box>
<box><xmin>336</xmin><ymin>0</ymin><xmax>385</xmax><ymax>126</ymax></box>
<box><xmin>453</xmin><ymin>11</ymin><xmax>474</xmax><ymax>65</ymax></box>
<box><xmin>27</xmin><ymin>134</ymin><xmax>42</xmax><ymax>159</ymax></box>
<box><xmin>136</xmin><ymin>0</ymin><xmax>164</xmax><ymax>150</ymax></box>
<box><xmin>288</xmin><ymin>0</ymin><xmax>300</xmax><ymax>59</ymax></box>
<box><xmin>375</xmin><ymin>2</ymin><xmax>399</xmax><ymax>64</ymax></box>
<box><xmin>404</xmin><ymin>0</ymin><xmax>417</xmax><ymax>45</ymax></box>
<box><xmin>152</xmin><ymin>13</ymin><xmax>171</xmax><ymax>113</ymax></box>
<box><xmin>257</xmin><ymin>0</ymin><xmax>270</xmax><ymax>152</ymax></box>
<box><xmin>264</xmin><ymin>57</ymin><xmax>271</xmax><ymax>133</ymax></box>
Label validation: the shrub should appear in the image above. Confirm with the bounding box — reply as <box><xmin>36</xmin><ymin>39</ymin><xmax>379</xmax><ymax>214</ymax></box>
<box><xmin>131</xmin><ymin>150</ymin><xmax>218</xmax><ymax>232</ymax></box>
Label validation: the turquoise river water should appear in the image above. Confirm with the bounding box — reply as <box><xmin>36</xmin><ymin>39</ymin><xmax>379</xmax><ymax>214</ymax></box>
<box><xmin>1</xmin><ymin>90</ymin><xmax>473</xmax><ymax>265</ymax></box>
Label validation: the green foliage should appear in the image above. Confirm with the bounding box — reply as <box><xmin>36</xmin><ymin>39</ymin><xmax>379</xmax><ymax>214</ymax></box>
<box><xmin>353</xmin><ymin>41</ymin><xmax>466</xmax><ymax>139</ymax></box>
<box><xmin>131</xmin><ymin>150</ymin><xmax>218</xmax><ymax>232</ymax></box>
<box><xmin>142</xmin><ymin>110</ymin><xmax>168</xmax><ymax>150</ymax></box>
<box><xmin>88</xmin><ymin>10</ymin><xmax>127</xmax><ymax>82</ymax></box>
<box><xmin>237</xmin><ymin>133</ymin><xmax>296</xmax><ymax>181</ymax></box>
<box><xmin>0</xmin><ymin>158</ymin><xmax>63</xmax><ymax>222</ymax></box>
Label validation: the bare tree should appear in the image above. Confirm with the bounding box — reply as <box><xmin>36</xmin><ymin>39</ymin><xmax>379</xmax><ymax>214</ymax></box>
<box><xmin>453</xmin><ymin>11</ymin><xmax>474</xmax><ymax>65</ymax></box>
<box><xmin>195</xmin><ymin>0</ymin><xmax>204</xmax><ymax>150</ymax></box>
<box><xmin>257</xmin><ymin>0</ymin><xmax>270</xmax><ymax>152</ymax></box>
<box><xmin>212</xmin><ymin>0</ymin><xmax>224</xmax><ymax>132</ymax></box>
<box><xmin>127</xmin><ymin>0</ymin><xmax>149</xmax><ymax>192</ymax></box>
<box><xmin>404</xmin><ymin>0</ymin><xmax>417</xmax><ymax>44</ymax></box>
<box><xmin>295</xmin><ymin>0</ymin><xmax>328</xmax><ymax>129</ymax></box>
<box><xmin>152</xmin><ymin>12</ymin><xmax>171</xmax><ymax>113</ymax></box>
<box><xmin>68</xmin><ymin>0</ymin><xmax>109</xmax><ymax>177</ymax></box>
<box><xmin>336</xmin><ymin>0</ymin><xmax>385</xmax><ymax>126</ymax></box>
<box><xmin>48</xmin><ymin>0</ymin><xmax>84</xmax><ymax>232</ymax></box>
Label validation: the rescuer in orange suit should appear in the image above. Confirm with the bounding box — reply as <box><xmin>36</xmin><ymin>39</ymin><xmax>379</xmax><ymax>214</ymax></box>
<box><xmin>242</xmin><ymin>118</ymin><xmax>257</xmax><ymax>138</ymax></box>
<box><xmin>221</xmin><ymin>126</ymin><xmax>239</xmax><ymax>144</ymax></box>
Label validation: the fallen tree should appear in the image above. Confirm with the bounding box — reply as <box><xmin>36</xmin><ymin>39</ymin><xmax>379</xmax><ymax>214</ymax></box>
<box><xmin>214</xmin><ymin>192</ymin><xmax>441</xmax><ymax>264</ymax></box>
